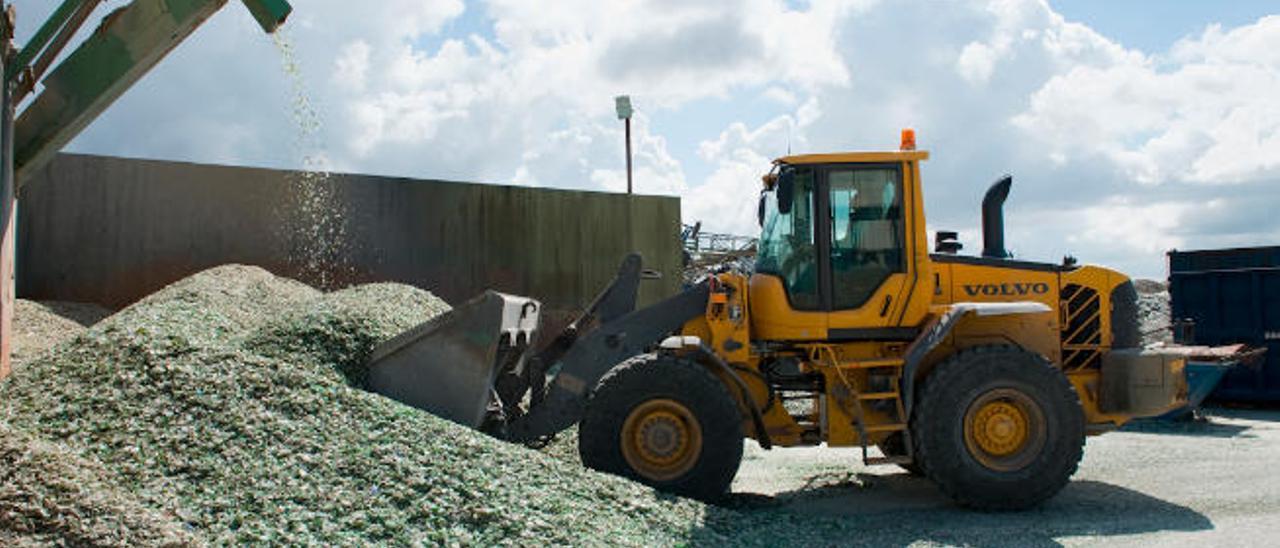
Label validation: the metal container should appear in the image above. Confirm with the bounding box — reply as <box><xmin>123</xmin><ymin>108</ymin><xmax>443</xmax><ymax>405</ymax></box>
<box><xmin>1169</xmin><ymin>246</ymin><xmax>1280</xmax><ymax>401</ymax></box>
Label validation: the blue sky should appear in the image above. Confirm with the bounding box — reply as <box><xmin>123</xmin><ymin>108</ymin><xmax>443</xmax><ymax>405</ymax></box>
<box><xmin>11</xmin><ymin>0</ymin><xmax>1280</xmax><ymax>279</ymax></box>
<box><xmin>1051</xmin><ymin>0</ymin><xmax>1277</xmax><ymax>52</ymax></box>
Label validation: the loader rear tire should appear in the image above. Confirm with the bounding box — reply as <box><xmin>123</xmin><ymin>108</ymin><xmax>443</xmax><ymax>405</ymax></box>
<box><xmin>914</xmin><ymin>345</ymin><xmax>1084</xmax><ymax>510</ymax></box>
<box><xmin>579</xmin><ymin>354</ymin><xmax>744</xmax><ymax>502</ymax></box>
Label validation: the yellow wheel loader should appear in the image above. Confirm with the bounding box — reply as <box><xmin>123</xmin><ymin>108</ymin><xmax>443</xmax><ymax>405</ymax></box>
<box><xmin>366</xmin><ymin>131</ymin><xmax>1189</xmax><ymax>509</ymax></box>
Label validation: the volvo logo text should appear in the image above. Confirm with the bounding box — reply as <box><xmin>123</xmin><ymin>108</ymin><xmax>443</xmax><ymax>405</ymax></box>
<box><xmin>962</xmin><ymin>282</ymin><xmax>1051</xmax><ymax>297</ymax></box>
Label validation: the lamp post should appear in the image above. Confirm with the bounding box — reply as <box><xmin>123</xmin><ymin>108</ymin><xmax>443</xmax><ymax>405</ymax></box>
<box><xmin>614</xmin><ymin>95</ymin><xmax>632</xmax><ymax>194</ymax></box>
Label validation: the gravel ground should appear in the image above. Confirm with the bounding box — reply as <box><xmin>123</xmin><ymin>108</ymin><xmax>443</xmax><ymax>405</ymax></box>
<box><xmin>0</xmin><ymin>424</ymin><xmax>194</xmax><ymax>547</ymax></box>
<box><xmin>732</xmin><ymin>407</ymin><xmax>1280</xmax><ymax>546</ymax></box>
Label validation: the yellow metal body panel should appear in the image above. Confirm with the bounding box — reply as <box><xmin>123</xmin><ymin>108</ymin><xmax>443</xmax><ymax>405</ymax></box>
<box><xmin>933</xmin><ymin>262</ymin><xmax>1059</xmax><ymax>309</ymax></box>
<box><xmin>747</xmin><ymin>274</ymin><xmax>828</xmax><ymax>340</ymax></box>
<box><xmin>779</xmin><ymin>151</ymin><xmax>930</xmax><ymax>165</ymax></box>
<box><xmin>949</xmin><ymin>313</ymin><xmax>1061</xmax><ymax>365</ymax></box>
<box><xmin>683</xmin><ymin>273</ymin><xmax>809</xmax><ymax>446</ymax></box>
<box><xmin>1060</xmin><ymin>264</ymin><xmax>1132</xmax><ymax>351</ymax></box>
<box><xmin>1067</xmin><ymin>370</ymin><xmax>1132</xmax><ymax>429</ymax></box>
<box><xmin>931</xmin><ymin>260</ymin><xmax>1062</xmax><ymax>363</ymax></box>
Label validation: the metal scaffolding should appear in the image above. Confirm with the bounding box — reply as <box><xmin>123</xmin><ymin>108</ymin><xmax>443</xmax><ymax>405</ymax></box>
<box><xmin>681</xmin><ymin>222</ymin><xmax>757</xmax><ymax>282</ymax></box>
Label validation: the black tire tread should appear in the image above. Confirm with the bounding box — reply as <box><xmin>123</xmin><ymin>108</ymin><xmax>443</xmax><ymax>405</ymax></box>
<box><xmin>578</xmin><ymin>353</ymin><xmax>744</xmax><ymax>501</ymax></box>
<box><xmin>914</xmin><ymin>345</ymin><xmax>1085</xmax><ymax>510</ymax></box>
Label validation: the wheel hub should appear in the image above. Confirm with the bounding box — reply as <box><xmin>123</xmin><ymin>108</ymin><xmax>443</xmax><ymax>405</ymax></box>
<box><xmin>620</xmin><ymin>399</ymin><xmax>703</xmax><ymax>481</ymax></box>
<box><xmin>963</xmin><ymin>388</ymin><xmax>1047</xmax><ymax>472</ymax></box>
<box><xmin>637</xmin><ymin>411</ymin><xmax>686</xmax><ymax>463</ymax></box>
<box><xmin>971</xmin><ymin>401</ymin><xmax>1028</xmax><ymax>456</ymax></box>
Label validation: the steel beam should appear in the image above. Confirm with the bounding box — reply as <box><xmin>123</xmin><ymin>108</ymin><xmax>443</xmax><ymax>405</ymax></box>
<box><xmin>5</xmin><ymin>0</ymin><xmax>87</xmax><ymax>82</ymax></box>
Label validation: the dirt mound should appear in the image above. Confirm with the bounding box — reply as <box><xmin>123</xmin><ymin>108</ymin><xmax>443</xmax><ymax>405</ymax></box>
<box><xmin>12</xmin><ymin>300</ymin><xmax>113</xmax><ymax>364</ymax></box>
<box><xmin>0</xmin><ymin>265</ymin><xmax>716</xmax><ymax>545</ymax></box>
<box><xmin>108</xmin><ymin>264</ymin><xmax>320</xmax><ymax>344</ymax></box>
<box><xmin>242</xmin><ymin>283</ymin><xmax>450</xmax><ymax>385</ymax></box>
<box><xmin>0</xmin><ymin>424</ymin><xmax>195</xmax><ymax>548</ymax></box>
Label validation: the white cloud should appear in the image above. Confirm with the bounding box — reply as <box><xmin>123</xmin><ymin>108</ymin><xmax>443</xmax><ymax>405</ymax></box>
<box><xmin>1056</xmin><ymin>199</ymin><xmax>1196</xmax><ymax>256</ymax></box>
<box><xmin>957</xmin><ymin>41</ymin><xmax>1000</xmax><ymax>85</ymax></box>
<box><xmin>333</xmin><ymin>41</ymin><xmax>371</xmax><ymax>93</ymax></box>
<box><xmin>687</xmin><ymin>100</ymin><xmax>821</xmax><ymax>234</ymax></box>
<box><xmin>265</xmin><ymin>0</ymin><xmax>861</xmax><ymax>188</ymax></box>
<box><xmin>955</xmin><ymin>0</ymin><xmax>1134</xmax><ymax>86</ymax></box>
<box><xmin>518</xmin><ymin>113</ymin><xmax>688</xmax><ymax>196</ymax></box>
<box><xmin>1013</xmin><ymin>15</ymin><xmax>1280</xmax><ymax>186</ymax></box>
<box><xmin>763</xmin><ymin>86</ymin><xmax>798</xmax><ymax>105</ymax></box>
<box><xmin>290</xmin><ymin>0</ymin><xmax>465</xmax><ymax>46</ymax></box>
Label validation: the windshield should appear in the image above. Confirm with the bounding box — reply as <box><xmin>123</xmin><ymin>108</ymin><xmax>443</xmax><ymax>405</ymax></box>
<box><xmin>755</xmin><ymin>166</ymin><xmax>819</xmax><ymax>309</ymax></box>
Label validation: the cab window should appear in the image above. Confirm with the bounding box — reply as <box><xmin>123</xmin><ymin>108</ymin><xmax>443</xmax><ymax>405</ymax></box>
<box><xmin>828</xmin><ymin>167</ymin><xmax>905</xmax><ymax>310</ymax></box>
<box><xmin>756</xmin><ymin>167</ymin><xmax>819</xmax><ymax>309</ymax></box>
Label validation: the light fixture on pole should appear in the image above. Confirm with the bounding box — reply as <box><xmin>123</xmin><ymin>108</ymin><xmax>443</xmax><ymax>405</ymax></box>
<box><xmin>614</xmin><ymin>95</ymin><xmax>633</xmax><ymax>194</ymax></box>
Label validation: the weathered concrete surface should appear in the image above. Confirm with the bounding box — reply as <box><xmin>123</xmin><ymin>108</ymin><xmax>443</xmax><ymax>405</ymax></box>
<box><xmin>17</xmin><ymin>154</ymin><xmax>682</xmax><ymax>323</ymax></box>
<box><xmin>732</xmin><ymin>408</ymin><xmax>1280</xmax><ymax>546</ymax></box>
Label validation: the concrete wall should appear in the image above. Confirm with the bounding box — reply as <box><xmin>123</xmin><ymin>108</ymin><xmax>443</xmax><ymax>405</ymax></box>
<box><xmin>17</xmin><ymin>154</ymin><xmax>682</xmax><ymax>323</ymax></box>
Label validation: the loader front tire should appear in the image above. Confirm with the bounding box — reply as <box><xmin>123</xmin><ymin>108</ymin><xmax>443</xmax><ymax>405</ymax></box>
<box><xmin>579</xmin><ymin>354</ymin><xmax>744</xmax><ymax>501</ymax></box>
<box><xmin>914</xmin><ymin>345</ymin><xmax>1084</xmax><ymax>510</ymax></box>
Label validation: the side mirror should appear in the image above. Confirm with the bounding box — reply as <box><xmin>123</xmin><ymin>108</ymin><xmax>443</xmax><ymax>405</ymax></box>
<box><xmin>934</xmin><ymin>230</ymin><xmax>962</xmax><ymax>254</ymax></box>
<box><xmin>777</xmin><ymin>169</ymin><xmax>794</xmax><ymax>215</ymax></box>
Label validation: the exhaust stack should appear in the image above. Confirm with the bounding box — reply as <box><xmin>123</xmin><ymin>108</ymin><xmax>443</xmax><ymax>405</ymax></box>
<box><xmin>982</xmin><ymin>175</ymin><xmax>1012</xmax><ymax>259</ymax></box>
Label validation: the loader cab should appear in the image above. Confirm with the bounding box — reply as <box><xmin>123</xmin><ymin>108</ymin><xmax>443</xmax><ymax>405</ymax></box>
<box><xmin>750</xmin><ymin>143</ymin><xmax>934</xmax><ymax>341</ymax></box>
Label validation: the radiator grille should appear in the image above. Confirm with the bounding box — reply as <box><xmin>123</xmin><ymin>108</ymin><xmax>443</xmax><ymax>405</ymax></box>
<box><xmin>1062</xmin><ymin>283</ymin><xmax>1102</xmax><ymax>370</ymax></box>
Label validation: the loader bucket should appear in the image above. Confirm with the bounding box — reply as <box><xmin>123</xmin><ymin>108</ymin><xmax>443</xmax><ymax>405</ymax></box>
<box><xmin>366</xmin><ymin>291</ymin><xmax>541</xmax><ymax>428</ymax></box>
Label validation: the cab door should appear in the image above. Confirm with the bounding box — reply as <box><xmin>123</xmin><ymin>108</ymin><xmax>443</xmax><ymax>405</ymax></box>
<box><xmin>750</xmin><ymin>166</ymin><xmax>829</xmax><ymax>340</ymax></box>
<box><xmin>822</xmin><ymin>164</ymin><xmax>919</xmax><ymax>339</ymax></box>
